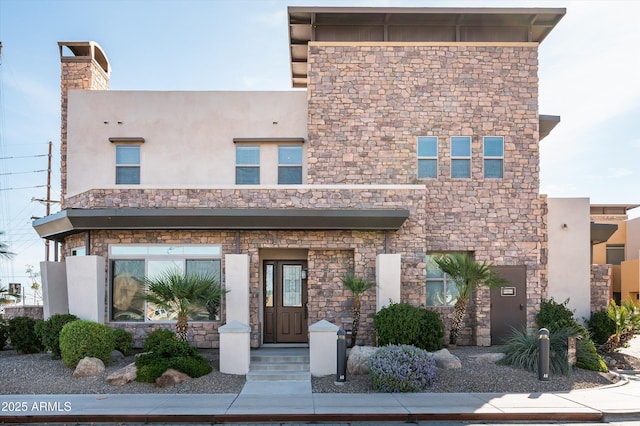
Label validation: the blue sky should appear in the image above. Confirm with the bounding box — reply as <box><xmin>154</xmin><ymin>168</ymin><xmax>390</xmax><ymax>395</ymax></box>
<box><xmin>0</xmin><ymin>0</ymin><xmax>639</xmax><ymax>297</ymax></box>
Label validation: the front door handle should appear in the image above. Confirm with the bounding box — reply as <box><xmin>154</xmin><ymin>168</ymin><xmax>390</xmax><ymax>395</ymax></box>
<box><xmin>520</xmin><ymin>304</ymin><xmax>524</xmax><ymax>310</ymax></box>
<box><xmin>304</xmin><ymin>302</ymin><xmax>308</xmax><ymax>319</ymax></box>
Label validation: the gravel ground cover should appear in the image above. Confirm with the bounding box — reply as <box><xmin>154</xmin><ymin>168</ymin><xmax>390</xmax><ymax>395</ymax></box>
<box><xmin>1</xmin><ymin>344</ymin><xmax>633</xmax><ymax>395</ymax></box>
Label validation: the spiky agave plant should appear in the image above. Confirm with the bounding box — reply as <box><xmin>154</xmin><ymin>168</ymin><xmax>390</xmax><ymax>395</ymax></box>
<box><xmin>433</xmin><ymin>253</ymin><xmax>506</xmax><ymax>345</ymax></box>
<box><xmin>340</xmin><ymin>272</ymin><xmax>374</xmax><ymax>346</ymax></box>
<box><xmin>144</xmin><ymin>268</ymin><xmax>228</xmax><ymax>341</ymax></box>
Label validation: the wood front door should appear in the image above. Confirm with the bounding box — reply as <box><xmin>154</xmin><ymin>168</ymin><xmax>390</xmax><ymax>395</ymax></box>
<box><xmin>490</xmin><ymin>265</ymin><xmax>527</xmax><ymax>345</ymax></box>
<box><xmin>263</xmin><ymin>260</ymin><xmax>308</xmax><ymax>344</ymax></box>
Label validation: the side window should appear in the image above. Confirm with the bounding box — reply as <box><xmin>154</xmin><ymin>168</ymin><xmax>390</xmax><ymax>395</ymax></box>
<box><xmin>425</xmin><ymin>255</ymin><xmax>458</xmax><ymax>307</ymax></box>
<box><xmin>278</xmin><ymin>145</ymin><xmax>302</xmax><ymax>184</ymax></box>
<box><xmin>451</xmin><ymin>136</ymin><xmax>471</xmax><ymax>179</ymax></box>
<box><xmin>417</xmin><ymin>136</ymin><xmax>437</xmax><ymax>179</ymax></box>
<box><xmin>606</xmin><ymin>244</ymin><xmax>625</xmax><ymax>265</ymax></box>
<box><xmin>115</xmin><ymin>145</ymin><xmax>140</xmax><ymax>184</ymax></box>
<box><xmin>236</xmin><ymin>146</ymin><xmax>260</xmax><ymax>184</ymax></box>
<box><xmin>484</xmin><ymin>136</ymin><xmax>504</xmax><ymax>178</ymax></box>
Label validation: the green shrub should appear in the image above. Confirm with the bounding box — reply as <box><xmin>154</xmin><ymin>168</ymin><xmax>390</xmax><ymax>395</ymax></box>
<box><xmin>536</xmin><ymin>298</ymin><xmax>578</xmax><ymax>332</ymax></box>
<box><xmin>500</xmin><ymin>328</ymin><xmax>572</xmax><ymax>376</ymax></box>
<box><xmin>7</xmin><ymin>316</ymin><xmax>43</xmax><ymax>354</ymax></box>
<box><xmin>39</xmin><ymin>314</ymin><xmax>79</xmax><ymax>359</ymax></box>
<box><xmin>368</xmin><ymin>344</ymin><xmax>436</xmax><ymax>392</ymax></box>
<box><xmin>112</xmin><ymin>328</ymin><xmax>133</xmax><ymax>356</ymax></box>
<box><xmin>59</xmin><ymin>320</ymin><xmax>115</xmax><ymax>367</ymax></box>
<box><xmin>0</xmin><ymin>320</ymin><xmax>8</xmax><ymax>350</ymax></box>
<box><xmin>143</xmin><ymin>328</ymin><xmax>177</xmax><ymax>352</ymax></box>
<box><xmin>587</xmin><ymin>309</ymin><xmax>616</xmax><ymax>345</ymax></box>
<box><xmin>576</xmin><ymin>337</ymin><xmax>608</xmax><ymax>372</ymax></box>
<box><xmin>135</xmin><ymin>338</ymin><xmax>211</xmax><ymax>382</ymax></box>
<box><xmin>373</xmin><ymin>302</ymin><xmax>445</xmax><ymax>351</ymax></box>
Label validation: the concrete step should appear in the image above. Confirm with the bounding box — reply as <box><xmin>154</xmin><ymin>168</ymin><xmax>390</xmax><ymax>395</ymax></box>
<box><xmin>250</xmin><ymin>361</ymin><xmax>309</xmax><ymax>372</ymax></box>
<box><xmin>246</xmin><ymin>370</ymin><xmax>311</xmax><ymax>382</ymax></box>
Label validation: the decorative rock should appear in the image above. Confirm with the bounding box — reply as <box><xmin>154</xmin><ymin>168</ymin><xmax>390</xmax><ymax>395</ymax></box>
<box><xmin>347</xmin><ymin>345</ymin><xmax>378</xmax><ymax>375</ymax></box>
<box><xmin>155</xmin><ymin>369</ymin><xmax>191</xmax><ymax>387</ymax></box>
<box><xmin>106</xmin><ymin>363</ymin><xmax>137</xmax><ymax>386</ymax></box>
<box><xmin>432</xmin><ymin>349</ymin><xmax>462</xmax><ymax>369</ymax></box>
<box><xmin>110</xmin><ymin>350</ymin><xmax>124</xmax><ymax>363</ymax></box>
<box><xmin>73</xmin><ymin>357</ymin><xmax>105</xmax><ymax>377</ymax></box>
<box><xmin>469</xmin><ymin>352</ymin><xmax>506</xmax><ymax>363</ymax></box>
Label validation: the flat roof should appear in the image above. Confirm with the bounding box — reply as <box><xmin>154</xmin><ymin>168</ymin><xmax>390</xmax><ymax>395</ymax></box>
<box><xmin>288</xmin><ymin>6</ymin><xmax>566</xmax><ymax>88</ymax></box>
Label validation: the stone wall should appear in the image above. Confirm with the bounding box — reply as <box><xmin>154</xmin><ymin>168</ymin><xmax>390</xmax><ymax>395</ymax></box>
<box><xmin>591</xmin><ymin>264</ymin><xmax>612</xmax><ymax>313</ymax></box>
<box><xmin>2</xmin><ymin>306</ymin><xmax>44</xmax><ymax>321</ymax></box>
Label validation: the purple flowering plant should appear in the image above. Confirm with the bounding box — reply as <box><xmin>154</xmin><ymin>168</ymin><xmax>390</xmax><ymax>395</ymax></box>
<box><xmin>368</xmin><ymin>344</ymin><xmax>437</xmax><ymax>392</ymax></box>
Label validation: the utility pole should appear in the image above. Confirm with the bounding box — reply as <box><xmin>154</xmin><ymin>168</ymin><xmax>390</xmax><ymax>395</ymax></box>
<box><xmin>45</xmin><ymin>141</ymin><xmax>52</xmax><ymax>261</ymax></box>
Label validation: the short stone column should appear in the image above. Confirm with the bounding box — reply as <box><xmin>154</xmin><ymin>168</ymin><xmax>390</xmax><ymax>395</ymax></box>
<box><xmin>219</xmin><ymin>321</ymin><xmax>250</xmax><ymax>375</ymax></box>
<box><xmin>309</xmin><ymin>319</ymin><xmax>339</xmax><ymax>376</ymax></box>
<box><xmin>40</xmin><ymin>261</ymin><xmax>68</xmax><ymax>319</ymax></box>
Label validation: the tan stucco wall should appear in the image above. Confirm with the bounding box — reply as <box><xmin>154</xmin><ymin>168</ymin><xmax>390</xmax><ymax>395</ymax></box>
<box><xmin>627</xmin><ymin>217</ymin><xmax>640</xmax><ymax>261</ymax></box>
<box><xmin>621</xmin><ymin>259</ymin><xmax>639</xmax><ymax>302</ymax></box>
<box><xmin>593</xmin><ymin>220</ymin><xmax>627</xmax><ymax>264</ymax></box>
<box><xmin>547</xmin><ymin>198</ymin><xmax>591</xmax><ymax>321</ymax></box>
<box><xmin>66</xmin><ymin>91</ymin><xmax>308</xmax><ymax>197</ymax></box>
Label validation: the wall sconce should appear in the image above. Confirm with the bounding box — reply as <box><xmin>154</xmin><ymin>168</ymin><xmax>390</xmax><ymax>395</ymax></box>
<box><xmin>301</xmin><ymin>269</ymin><xmax>308</xmax><ymax>279</ymax></box>
<box><xmin>561</xmin><ymin>223</ymin><xmax>568</xmax><ymax>229</ymax></box>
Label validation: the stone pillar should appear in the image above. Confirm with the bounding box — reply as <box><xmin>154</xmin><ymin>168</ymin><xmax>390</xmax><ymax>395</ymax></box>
<box><xmin>376</xmin><ymin>253</ymin><xmax>401</xmax><ymax>312</ymax></box>
<box><xmin>219</xmin><ymin>321</ymin><xmax>250</xmax><ymax>375</ymax></box>
<box><xmin>66</xmin><ymin>255</ymin><xmax>106</xmax><ymax>323</ymax></box>
<box><xmin>224</xmin><ymin>254</ymin><xmax>250</xmax><ymax>324</ymax></box>
<box><xmin>40</xmin><ymin>261</ymin><xmax>68</xmax><ymax>319</ymax></box>
<box><xmin>309</xmin><ymin>319</ymin><xmax>339</xmax><ymax>376</ymax></box>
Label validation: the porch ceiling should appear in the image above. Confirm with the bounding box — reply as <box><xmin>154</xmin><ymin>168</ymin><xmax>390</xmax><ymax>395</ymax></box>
<box><xmin>591</xmin><ymin>222</ymin><xmax>618</xmax><ymax>245</ymax></box>
<box><xmin>32</xmin><ymin>207</ymin><xmax>410</xmax><ymax>240</ymax></box>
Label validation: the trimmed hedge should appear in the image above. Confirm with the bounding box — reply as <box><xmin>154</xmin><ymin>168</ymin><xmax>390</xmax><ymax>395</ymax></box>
<box><xmin>7</xmin><ymin>316</ymin><xmax>43</xmax><ymax>354</ymax></box>
<box><xmin>59</xmin><ymin>320</ymin><xmax>114</xmax><ymax>368</ymax></box>
<box><xmin>373</xmin><ymin>302</ymin><xmax>444</xmax><ymax>351</ymax></box>
<box><xmin>39</xmin><ymin>314</ymin><xmax>79</xmax><ymax>359</ymax></box>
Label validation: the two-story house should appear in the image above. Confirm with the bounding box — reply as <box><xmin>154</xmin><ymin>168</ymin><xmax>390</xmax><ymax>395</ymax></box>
<box><xmin>34</xmin><ymin>6</ymin><xmax>565</xmax><ymax>348</ymax></box>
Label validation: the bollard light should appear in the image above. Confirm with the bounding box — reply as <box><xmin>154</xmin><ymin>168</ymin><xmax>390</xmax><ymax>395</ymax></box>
<box><xmin>538</xmin><ymin>328</ymin><xmax>550</xmax><ymax>381</ymax></box>
<box><xmin>336</xmin><ymin>328</ymin><xmax>347</xmax><ymax>383</ymax></box>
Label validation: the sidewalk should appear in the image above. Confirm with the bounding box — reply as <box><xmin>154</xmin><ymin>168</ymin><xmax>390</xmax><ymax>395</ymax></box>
<box><xmin>1</xmin><ymin>373</ymin><xmax>639</xmax><ymax>424</ymax></box>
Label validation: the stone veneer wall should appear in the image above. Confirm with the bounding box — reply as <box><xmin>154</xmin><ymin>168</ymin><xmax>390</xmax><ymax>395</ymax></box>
<box><xmin>2</xmin><ymin>306</ymin><xmax>44</xmax><ymax>321</ymax></box>
<box><xmin>307</xmin><ymin>43</ymin><xmax>547</xmax><ymax>344</ymax></box>
<box><xmin>60</xmin><ymin>56</ymin><xmax>109</xmax><ymax>205</ymax></box>
<box><xmin>591</xmin><ymin>264</ymin><xmax>612</xmax><ymax>314</ymax></box>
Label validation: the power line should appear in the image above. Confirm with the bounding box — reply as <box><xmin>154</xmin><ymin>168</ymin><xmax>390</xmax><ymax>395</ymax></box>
<box><xmin>0</xmin><ymin>184</ymin><xmax>47</xmax><ymax>191</ymax></box>
<box><xmin>0</xmin><ymin>169</ymin><xmax>48</xmax><ymax>176</ymax></box>
<box><xmin>0</xmin><ymin>154</ymin><xmax>48</xmax><ymax>160</ymax></box>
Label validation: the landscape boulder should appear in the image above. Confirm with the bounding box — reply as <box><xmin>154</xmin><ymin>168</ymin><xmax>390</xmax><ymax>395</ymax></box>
<box><xmin>106</xmin><ymin>363</ymin><xmax>137</xmax><ymax>386</ymax></box>
<box><xmin>109</xmin><ymin>350</ymin><xmax>125</xmax><ymax>363</ymax></box>
<box><xmin>73</xmin><ymin>357</ymin><xmax>105</xmax><ymax>377</ymax></box>
<box><xmin>156</xmin><ymin>369</ymin><xmax>191</xmax><ymax>387</ymax></box>
<box><xmin>347</xmin><ymin>346</ymin><xmax>379</xmax><ymax>375</ymax></box>
<box><xmin>432</xmin><ymin>349</ymin><xmax>462</xmax><ymax>369</ymax></box>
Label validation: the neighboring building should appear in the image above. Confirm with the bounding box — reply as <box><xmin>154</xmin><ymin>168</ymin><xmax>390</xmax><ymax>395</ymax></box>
<box><xmin>590</xmin><ymin>204</ymin><xmax>640</xmax><ymax>305</ymax></box>
<box><xmin>34</xmin><ymin>7</ymin><xmax>566</xmax><ymax>348</ymax></box>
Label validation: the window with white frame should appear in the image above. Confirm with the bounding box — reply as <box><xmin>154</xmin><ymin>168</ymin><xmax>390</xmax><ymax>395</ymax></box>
<box><xmin>417</xmin><ymin>136</ymin><xmax>438</xmax><ymax>178</ymax></box>
<box><xmin>451</xmin><ymin>136</ymin><xmax>471</xmax><ymax>178</ymax></box>
<box><xmin>236</xmin><ymin>146</ymin><xmax>260</xmax><ymax>184</ymax></box>
<box><xmin>278</xmin><ymin>145</ymin><xmax>302</xmax><ymax>184</ymax></box>
<box><xmin>425</xmin><ymin>254</ymin><xmax>459</xmax><ymax>307</ymax></box>
<box><xmin>115</xmin><ymin>145</ymin><xmax>140</xmax><ymax>184</ymax></box>
<box><xmin>110</xmin><ymin>245</ymin><xmax>222</xmax><ymax>322</ymax></box>
<box><xmin>483</xmin><ymin>136</ymin><xmax>504</xmax><ymax>178</ymax></box>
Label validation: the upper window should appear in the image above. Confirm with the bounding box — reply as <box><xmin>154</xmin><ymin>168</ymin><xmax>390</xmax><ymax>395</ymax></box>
<box><xmin>425</xmin><ymin>255</ymin><xmax>459</xmax><ymax>307</ymax></box>
<box><xmin>110</xmin><ymin>245</ymin><xmax>222</xmax><ymax>323</ymax></box>
<box><xmin>484</xmin><ymin>136</ymin><xmax>504</xmax><ymax>178</ymax></box>
<box><xmin>116</xmin><ymin>145</ymin><xmax>140</xmax><ymax>184</ymax></box>
<box><xmin>451</xmin><ymin>137</ymin><xmax>471</xmax><ymax>178</ymax></box>
<box><xmin>278</xmin><ymin>146</ymin><xmax>302</xmax><ymax>184</ymax></box>
<box><xmin>606</xmin><ymin>244</ymin><xmax>625</xmax><ymax>265</ymax></box>
<box><xmin>417</xmin><ymin>136</ymin><xmax>438</xmax><ymax>179</ymax></box>
<box><xmin>236</xmin><ymin>146</ymin><xmax>260</xmax><ymax>184</ymax></box>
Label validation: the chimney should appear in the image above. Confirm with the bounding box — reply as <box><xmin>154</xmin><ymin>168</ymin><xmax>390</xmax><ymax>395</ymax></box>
<box><xmin>58</xmin><ymin>41</ymin><xmax>111</xmax><ymax>205</ymax></box>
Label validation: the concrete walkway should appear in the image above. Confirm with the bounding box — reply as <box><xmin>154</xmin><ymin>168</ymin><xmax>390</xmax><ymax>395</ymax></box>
<box><xmin>1</xmin><ymin>373</ymin><xmax>640</xmax><ymax>424</ymax></box>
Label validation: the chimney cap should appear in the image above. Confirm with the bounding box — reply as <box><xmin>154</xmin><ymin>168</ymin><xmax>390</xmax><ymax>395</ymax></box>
<box><xmin>58</xmin><ymin>41</ymin><xmax>111</xmax><ymax>76</ymax></box>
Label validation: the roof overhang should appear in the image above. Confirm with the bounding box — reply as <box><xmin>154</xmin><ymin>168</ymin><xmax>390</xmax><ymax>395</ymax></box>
<box><xmin>591</xmin><ymin>222</ymin><xmax>618</xmax><ymax>245</ymax></box>
<box><xmin>32</xmin><ymin>208</ymin><xmax>410</xmax><ymax>240</ymax></box>
<box><xmin>539</xmin><ymin>115</ymin><xmax>560</xmax><ymax>141</ymax></box>
<box><xmin>289</xmin><ymin>6</ymin><xmax>566</xmax><ymax>88</ymax></box>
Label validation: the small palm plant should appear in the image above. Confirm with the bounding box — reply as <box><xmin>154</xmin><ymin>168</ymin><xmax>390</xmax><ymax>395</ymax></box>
<box><xmin>600</xmin><ymin>298</ymin><xmax>640</xmax><ymax>353</ymax></box>
<box><xmin>144</xmin><ymin>268</ymin><xmax>229</xmax><ymax>342</ymax></box>
<box><xmin>340</xmin><ymin>272</ymin><xmax>374</xmax><ymax>346</ymax></box>
<box><xmin>433</xmin><ymin>253</ymin><xmax>505</xmax><ymax>346</ymax></box>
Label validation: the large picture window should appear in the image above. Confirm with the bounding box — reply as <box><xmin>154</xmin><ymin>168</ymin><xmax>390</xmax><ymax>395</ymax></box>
<box><xmin>110</xmin><ymin>245</ymin><xmax>222</xmax><ymax>322</ymax></box>
<box><xmin>425</xmin><ymin>254</ymin><xmax>459</xmax><ymax>307</ymax></box>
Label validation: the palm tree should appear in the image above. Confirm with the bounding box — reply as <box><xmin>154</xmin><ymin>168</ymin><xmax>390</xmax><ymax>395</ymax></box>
<box><xmin>340</xmin><ymin>272</ymin><xmax>374</xmax><ymax>346</ymax></box>
<box><xmin>0</xmin><ymin>232</ymin><xmax>14</xmax><ymax>259</ymax></box>
<box><xmin>433</xmin><ymin>253</ymin><xmax>506</xmax><ymax>346</ymax></box>
<box><xmin>144</xmin><ymin>268</ymin><xmax>229</xmax><ymax>341</ymax></box>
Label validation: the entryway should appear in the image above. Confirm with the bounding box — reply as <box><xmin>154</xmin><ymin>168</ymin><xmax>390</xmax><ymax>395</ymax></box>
<box><xmin>490</xmin><ymin>265</ymin><xmax>527</xmax><ymax>345</ymax></box>
<box><xmin>263</xmin><ymin>260</ymin><xmax>308</xmax><ymax>344</ymax></box>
